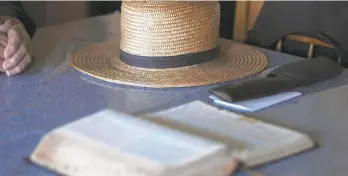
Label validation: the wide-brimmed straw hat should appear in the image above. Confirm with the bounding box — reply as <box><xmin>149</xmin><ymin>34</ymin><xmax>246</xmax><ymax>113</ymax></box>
<box><xmin>71</xmin><ymin>1</ymin><xmax>268</xmax><ymax>88</ymax></box>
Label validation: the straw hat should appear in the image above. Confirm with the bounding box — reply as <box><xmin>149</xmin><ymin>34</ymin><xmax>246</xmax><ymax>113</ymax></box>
<box><xmin>71</xmin><ymin>1</ymin><xmax>268</xmax><ymax>88</ymax></box>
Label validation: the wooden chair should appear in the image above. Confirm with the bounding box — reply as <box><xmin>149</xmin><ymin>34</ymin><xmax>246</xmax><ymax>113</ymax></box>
<box><xmin>233</xmin><ymin>1</ymin><xmax>340</xmax><ymax>62</ymax></box>
<box><xmin>275</xmin><ymin>35</ymin><xmax>339</xmax><ymax>61</ymax></box>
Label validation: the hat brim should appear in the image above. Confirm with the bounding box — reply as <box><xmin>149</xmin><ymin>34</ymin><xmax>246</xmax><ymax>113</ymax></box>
<box><xmin>71</xmin><ymin>39</ymin><xmax>268</xmax><ymax>88</ymax></box>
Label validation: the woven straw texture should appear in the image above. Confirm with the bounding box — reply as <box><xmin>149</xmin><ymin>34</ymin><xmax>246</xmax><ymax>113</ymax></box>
<box><xmin>120</xmin><ymin>1</ymin><xmax>220</xmax><ymax>57</ymax></box>
<box><xmin>72</xmin><ymin>39</ymin><xmax>268</xmax><ymax>88</ymax></box>
<box><xmin>71</xmin><ymin>1</ymin><xmax>268</xmax><ymax>88</ymax></box>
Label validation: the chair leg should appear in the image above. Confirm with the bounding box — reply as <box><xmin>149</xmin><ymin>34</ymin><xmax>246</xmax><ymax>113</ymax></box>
<box><xmin>276</xmin><ymin>39</ymin><xmax>283</xmax><ymax>52</ymax></box>
<box><xmin>307</xmin><ymin>44</ymin><xmax>314</xmax><ymax>58</ymax></box>
<box><xmin>337</xmin><ymin>57</ymin><xmax>342</xmax><ymax>64</ymax></box>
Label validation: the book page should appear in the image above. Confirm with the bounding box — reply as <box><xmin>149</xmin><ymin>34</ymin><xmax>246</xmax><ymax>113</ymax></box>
<box><xmin>58</xmin><ymin>110</ymin><xmax>226</xmax><ymax>166</ymax></box>
<box><xmin>141</xmin><ymin>101</ymin><xmax>307</xmax><ymax>150</ymax></box>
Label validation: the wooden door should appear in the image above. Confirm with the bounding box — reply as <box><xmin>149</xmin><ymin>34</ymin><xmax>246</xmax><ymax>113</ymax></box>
<box><xmin>233</xmin><ymin>1</ymin><xmax>264</xmax><ymax>42</ymax></box>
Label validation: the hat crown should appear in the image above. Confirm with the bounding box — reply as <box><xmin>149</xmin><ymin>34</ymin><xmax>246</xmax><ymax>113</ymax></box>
<box><xmin>120</xmin><ymin>1</ymin><xmax>220</xmax><ymax>57</ymax></box>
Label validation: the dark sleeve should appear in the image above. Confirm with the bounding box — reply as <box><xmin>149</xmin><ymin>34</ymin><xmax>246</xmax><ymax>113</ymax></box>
<box><xmin>0</xmin><ymin>2</ymin><xmax>36</xmax><ymax>38</ymax></box>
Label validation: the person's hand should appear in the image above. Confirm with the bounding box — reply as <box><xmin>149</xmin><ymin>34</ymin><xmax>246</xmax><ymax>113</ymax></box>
<box><xmin>0</xmin><ymin>33</ymin><xmax>8</xmax><ymax>73</ymax></box>
<box><xmin>0</xmin><ymin>18</ymin><xmax>32</xmax><ymax>76</ymax></box>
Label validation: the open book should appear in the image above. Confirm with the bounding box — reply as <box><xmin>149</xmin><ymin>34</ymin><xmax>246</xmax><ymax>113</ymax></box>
<box><xmin>30</xmin><ymin>101</ymin><xmax>314</xmax><ymax>176</ymax></box>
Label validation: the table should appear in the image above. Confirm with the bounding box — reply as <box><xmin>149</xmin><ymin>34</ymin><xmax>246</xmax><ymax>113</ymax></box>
<box><xmin>1</xmin><ymin>14</ymin><xmax>348</xmax><ymax>176</ymax></box>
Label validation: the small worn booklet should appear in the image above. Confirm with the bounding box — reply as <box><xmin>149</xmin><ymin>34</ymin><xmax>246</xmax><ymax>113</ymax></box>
<box><xmin>30</xmin><ymin>101</ymin><xmax>314</xmax><ymax>176</ymax></box>
<box><xmin>209</xmin><ymin>92</ymin><xmax>302</xmax><ymax>112</ymax></box>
